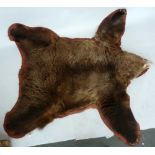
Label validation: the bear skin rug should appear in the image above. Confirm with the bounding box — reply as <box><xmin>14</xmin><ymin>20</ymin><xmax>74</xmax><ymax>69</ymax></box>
<box><xmin>4</xmin><ymin>9</ymin><xmax>151</xmax><ymax>146</ymax></box>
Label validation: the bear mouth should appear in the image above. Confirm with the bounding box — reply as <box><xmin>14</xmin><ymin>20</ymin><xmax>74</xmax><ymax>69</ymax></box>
<box><xmin>137</xmin><ymin>60</ymin><xmax>152</xmax><ymax>77</ymax></box>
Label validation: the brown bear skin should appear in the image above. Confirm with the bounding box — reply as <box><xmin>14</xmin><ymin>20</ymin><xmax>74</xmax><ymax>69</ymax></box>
<box><xmin>4</xmin><ymin>9</ymin><xmax>151</xmax><ymax>146</ymax></box>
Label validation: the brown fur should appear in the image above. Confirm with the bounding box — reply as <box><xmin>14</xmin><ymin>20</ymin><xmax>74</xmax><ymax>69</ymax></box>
<box><xmin>4</xmin><ymin>9</ymin><xmax>150</xmax><ymax>146</ymax></box>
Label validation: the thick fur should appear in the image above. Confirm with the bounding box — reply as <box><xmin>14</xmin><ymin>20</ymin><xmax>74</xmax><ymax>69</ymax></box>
<box><xmin>4</xmin><ymin>9</ymin><xmax>150</xmax><ymax>146</ymax></box>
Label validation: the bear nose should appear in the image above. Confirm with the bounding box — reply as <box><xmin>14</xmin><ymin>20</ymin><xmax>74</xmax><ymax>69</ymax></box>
<box><xmin>8</xmin><ymin>23</ymin><xmax>28</xmax><ymax>41</ymax></box>
<box><xmin>143</xmin><ymin>59</ymin><xmax>152</xmax><ymax>70</ymax></box>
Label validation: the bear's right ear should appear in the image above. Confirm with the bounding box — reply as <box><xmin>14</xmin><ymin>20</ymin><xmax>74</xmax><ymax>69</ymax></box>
<box><xmin>95</xmin><ymin>9</ymin><xmax>127</xmax><ymax>47</ymax></box>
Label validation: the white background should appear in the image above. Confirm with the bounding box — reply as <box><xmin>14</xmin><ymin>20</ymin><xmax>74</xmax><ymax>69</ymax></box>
<box><xmin>0</xmin><ymin>8</ymin><xmax>155</xmax><ymax>146</ymax></box>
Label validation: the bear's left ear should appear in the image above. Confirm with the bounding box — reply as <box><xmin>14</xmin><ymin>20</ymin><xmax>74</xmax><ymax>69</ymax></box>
<box><xmin>95</xmin><ymin>9</ymin><xmax>127</xmax><ymax>46</ymax></box>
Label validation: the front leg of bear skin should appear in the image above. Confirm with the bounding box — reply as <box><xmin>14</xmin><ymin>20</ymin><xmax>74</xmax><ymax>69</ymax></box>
<box><xmin>97</xmin><ymin>83</ymin><xmax>141</xmax><ymax>146</ymax></box>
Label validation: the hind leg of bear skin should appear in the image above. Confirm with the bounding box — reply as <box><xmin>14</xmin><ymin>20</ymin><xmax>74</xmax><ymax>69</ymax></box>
<box><xmin>36</xmin><ymin>100</ymin><xmax>67</xmax><ymax>129</ymax></box>
<box><xmin>8</xmin><ymin>23</ymin><xmax>56</xmax><ymax>46</ymax></box>
<box><xmin>3</xmin><ymin>82</ymin><xmax>65</xmax><ymax>138</ymax></box>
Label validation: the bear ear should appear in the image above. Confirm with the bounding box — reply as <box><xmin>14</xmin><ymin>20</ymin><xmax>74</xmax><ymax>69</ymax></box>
<box><xmin>95</xmin><ymin>9</ymin><xmax>127</xmax><ymax>46</ymax></box>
